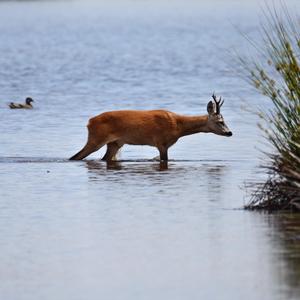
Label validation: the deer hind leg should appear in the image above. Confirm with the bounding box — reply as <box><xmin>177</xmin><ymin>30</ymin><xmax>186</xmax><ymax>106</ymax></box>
<box><xmin>69</xmin><ymin>127</ymin><xmax>108</xmax><ymax>160</ymax></box>
<box><xmin>101</xmin><ymin>141</ymin><xmax>123</xmax><ymax>162</ymax></box>
<box><xmin>69</xmin><ymin>141</ymin><xmax>105</xmax><ymax>160</ymax></box>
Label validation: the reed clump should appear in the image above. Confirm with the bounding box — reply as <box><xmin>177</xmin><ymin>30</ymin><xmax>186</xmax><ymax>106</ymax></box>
<box><xmin>242</xmin><ymin>6</ymin><xmax>300</xmax><ymax>211</ymax></box>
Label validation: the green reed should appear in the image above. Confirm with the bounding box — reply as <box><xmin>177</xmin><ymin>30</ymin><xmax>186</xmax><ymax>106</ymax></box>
<box><xmin>241</xmin><ymin>5</ymin><xmax>300</xmax><ymax>210</ymax></box>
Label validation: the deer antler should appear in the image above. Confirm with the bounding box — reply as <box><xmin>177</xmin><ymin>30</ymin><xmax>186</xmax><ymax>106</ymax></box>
<box><xmin>212</xmin><ymin>93</ymin><xmax>224</xmax><ymax>114</ymax></box>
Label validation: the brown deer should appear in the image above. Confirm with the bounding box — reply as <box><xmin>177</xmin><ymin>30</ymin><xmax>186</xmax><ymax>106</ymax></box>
<box><xmin>70</xmin><ymin>94</ymin><xmax>232</xmax><ymax>161</ymax></box>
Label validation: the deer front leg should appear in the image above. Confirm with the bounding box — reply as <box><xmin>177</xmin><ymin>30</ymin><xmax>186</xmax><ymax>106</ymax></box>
<box><xmin>158</xmin><ymin>146</ymin><xmax>168</xmax><ymax>161</ymax></box>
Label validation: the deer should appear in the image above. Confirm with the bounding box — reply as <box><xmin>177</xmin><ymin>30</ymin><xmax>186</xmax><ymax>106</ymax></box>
<box><xmin>69</xmin><ymin>94</ymin><xmax>232</xmax><ymax>162</ymax></box>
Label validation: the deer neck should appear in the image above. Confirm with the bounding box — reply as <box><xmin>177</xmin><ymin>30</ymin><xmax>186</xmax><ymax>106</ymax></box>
<box><xmin>177</xmin><ymin>115</ymin><xmax>210</xmax><ymax>137</ymax></box>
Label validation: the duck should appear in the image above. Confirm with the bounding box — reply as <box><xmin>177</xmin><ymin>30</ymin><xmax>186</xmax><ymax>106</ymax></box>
<box><xmin>9</xmin><ymin>97</ymin><xmax>34</xmax><ymax>109</ymax></box>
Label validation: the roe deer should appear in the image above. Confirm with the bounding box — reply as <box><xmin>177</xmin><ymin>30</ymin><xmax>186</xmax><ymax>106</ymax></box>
<box><xmin>70</xmin><ymin>94</ymin><xmax>232</xmax><ymax>161</ymax></box>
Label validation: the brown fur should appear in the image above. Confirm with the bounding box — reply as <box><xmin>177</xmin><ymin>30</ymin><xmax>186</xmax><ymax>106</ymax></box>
<box><xmin>70</xmin><ymin>109</ymin><xmax>232</xmax><ymax>161</ymax></box>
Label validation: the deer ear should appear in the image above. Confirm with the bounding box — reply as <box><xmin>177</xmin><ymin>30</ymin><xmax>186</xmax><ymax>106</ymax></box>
<box><xmin>207</xmin><ymin>101</ymin><xmax>215</xmax><ymax>115</ymax></box>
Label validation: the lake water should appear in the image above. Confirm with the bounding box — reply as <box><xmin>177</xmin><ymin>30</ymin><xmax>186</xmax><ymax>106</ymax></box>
<box><xmin>0</xmin><ymin>0</ymin><xmax>300</xmax><ymax>299</ymax></box>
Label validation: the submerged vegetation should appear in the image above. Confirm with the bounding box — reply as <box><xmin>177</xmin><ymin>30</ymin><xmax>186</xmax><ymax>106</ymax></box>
<box><xmin>241</xmin><ymin>5</ymin><xmax>300</xmax><ymax>211</ymax></box>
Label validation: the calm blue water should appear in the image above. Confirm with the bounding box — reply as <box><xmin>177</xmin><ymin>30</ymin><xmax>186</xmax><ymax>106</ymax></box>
<box><xmin>0</xmin><ymin>1</ymin><xmax>300</xmax><ymax>300</ymax></box>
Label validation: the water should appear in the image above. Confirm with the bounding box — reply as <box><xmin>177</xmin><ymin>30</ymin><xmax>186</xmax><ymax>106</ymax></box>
<box><xmin>0</xmin><ymin>1</ymin><xmax>300</xmax><ymax>299</ymax></box>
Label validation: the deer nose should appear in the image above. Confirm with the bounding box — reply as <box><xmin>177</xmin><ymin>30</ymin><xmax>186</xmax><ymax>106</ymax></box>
<box><xmin>226</xmin><ymin>131</ymin><xmax>232</xmax><ymax>137</ymax></box>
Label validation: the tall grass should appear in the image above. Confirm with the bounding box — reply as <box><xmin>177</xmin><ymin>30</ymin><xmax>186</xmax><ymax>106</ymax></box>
<box><xmin>241</xmin><ymin>4</ymin><xmax>300</xmax><ymax>211</ymax></box>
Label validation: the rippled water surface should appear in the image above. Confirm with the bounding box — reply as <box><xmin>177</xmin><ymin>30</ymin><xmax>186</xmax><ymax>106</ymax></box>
<box><xmin>1</xmin><ymin>1</ymin><xmax>300</xmax><ymax>300</ymax></box>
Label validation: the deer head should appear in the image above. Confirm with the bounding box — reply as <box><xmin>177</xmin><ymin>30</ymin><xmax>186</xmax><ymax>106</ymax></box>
<box><xmin>206</xmin><ymin>93</ymin><xmax>232</xmax><ymax>137</ymax></box>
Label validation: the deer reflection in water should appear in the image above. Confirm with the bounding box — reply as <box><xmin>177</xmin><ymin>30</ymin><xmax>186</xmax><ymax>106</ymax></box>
<box><xmin>85</xmin><ymin>159</ymin><xmax>169</xmax><ymax>174</ymax></box>
<box><xmin>84</xmin><ymin>159</ymin><xmax>226</xmax><ymax>193</ymax></box>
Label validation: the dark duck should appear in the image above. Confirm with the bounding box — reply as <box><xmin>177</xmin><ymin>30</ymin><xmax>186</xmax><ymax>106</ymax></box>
<box><xmin>9</xmin><ymin>97</ymin><xmax>34</xmax><ymax>109</ymax></box>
